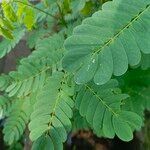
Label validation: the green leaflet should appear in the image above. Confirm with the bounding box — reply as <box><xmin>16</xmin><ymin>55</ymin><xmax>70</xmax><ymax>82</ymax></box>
<box><xmin>28</xmin><ymin>33</ymin><xmax>64</xmax><ymax>65</ymax></box>
<box><xmin>0</xmin><ymin>27</ymin><xmax>25</xmax><ymax>58</ymax></box>
<box><xmin>5</xmin><ymin>33</ymin><xmax>64</xmax><ymax>98</ymax></box>
<box><xmin>121</xmin><ymin>69</ymin><xmax>150</xmax><ymax>118</ymax></box>
<box><xmin>71</xmin><ymin>0</ymin><xmax>86</xmax><ymax>12</ymax></box>
<box><xmin>0</xmin><ymin>6</ymin><xmax>14</xmax><ymax>39</ymax></box>
<box><xmin>73</xmin><ymin>110</ymin><xmax>89</xmax><ymax>130</ymax></box>
<box><xmin>32</xmin><ymin>135</ymin><xmax>54</xmax><ymax>150</ymax></box>
<box><xmin>17</xmin><ymin>0</ymin><xmax>35</xmax><ymax>30</ymax></box>
<box><xmin>0</xmin><ymin>95</ymin><xmax>12</xmax><ymax>117</ymax></box>
<box><xmin>3</xmin><ymin>97</ymin><xmax>32</xmax><ymax>145</ymax></box>
<box><xmin>6</xmin><ymin>61</ymin><xmax>48</xmax><ymax>97</ymax></box>
<box><xmin>0</xmin><ymin>0</ymin><xmax>35</xmax><ymax>39</ymax></box>
<box><xmin>26</xmin><ymin>28</ymin><xmax>48</xmax><ymax>49</ymax></box>
<box><xmin>29</xmin><ymin>72</ymin><xmax>75</xmax><ymax>149</ymax></box>
<box><xmin>141</xmin><ymin>54</ymin><xmax>150</xmax><ymax>70</ymax></box>
<box><xmin>0</xmin><ymin>26</ymin><xmax>13</xmax><ymax>39</ymax></box>
<box><xmin>0</xmin><ymin>75</ymin><xmax>10</xmax><ymax>91</ymax></box>
<box><xmin>75</xmin><ymin>79</ymin><xmax>142</xmax><ymax>141</ymax></box>
<box><xmin>65</xmin><ymin>0</ymin><xmax>86</xmax><ymax>18</ymax></box>
<box><xmin>63</xmin><ymin>0</ymin><xmax>150</xmax><ymax>85</ymax></box>
<box><xmin>123</xmin><ymin>87</ymin><xmax>150</xmax><ymax>119</ymax></box>
<box><xmin>113</xmin><ymin>113</ymin><xmax>133</xmax><ymax>141</ymax></box>
<box><xmin>113</xmin><ymin>111</ymin><xmax>142</xmax><ymax>141</ymax></box>
<box><xmin>2</xmin><ymin>1</ymin><xmax>17</xmax><ymax>22</ymax></box>
<box><xmin>23</xmin><ymin>7</ymin><xmax>35</xmax><ymax>30</ymax></box>
<box><xmin>16</xmin><ymin>0</ymin><xmax>35</xmax><ymax>30</ymax></box>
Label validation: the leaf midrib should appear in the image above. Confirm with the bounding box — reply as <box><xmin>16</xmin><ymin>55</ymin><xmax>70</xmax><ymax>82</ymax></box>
<box><xmin>47</xmin><ymin>77</ymin><xmax>66</xmax><ymax>134</ymax></box>
<box><xmin>85</xmin><ymin>84</ymin><xmax>118</xmax><ymax>116</ymax></box>
<box><xmin>93</xmin><ymin>4</ymin><xmax>150</xmax><ymax>55</ymax></box>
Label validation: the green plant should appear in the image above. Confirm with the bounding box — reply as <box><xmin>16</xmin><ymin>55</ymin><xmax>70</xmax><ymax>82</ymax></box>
<box><xmin>0</xmin><ymin>0</ymin><xmax>150</xmax><ymax>149</ymax></box>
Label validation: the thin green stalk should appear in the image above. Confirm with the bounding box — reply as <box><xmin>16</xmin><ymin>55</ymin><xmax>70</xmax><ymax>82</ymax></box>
<box><xmin>13</xmin><ymin>0</ymin><xmax>57</xmax><ymax>19</ymax></box>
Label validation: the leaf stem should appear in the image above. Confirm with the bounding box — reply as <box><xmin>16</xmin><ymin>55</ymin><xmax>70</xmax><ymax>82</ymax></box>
<box><xmin>13</xmin><ymin>0</ymin><xmax>58</xmax><ymax>19</ymax></box>
<box><xmin>85</xmin><ymin>84</ymin><xmax>118</xmax><ymax>116</ymax></box>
